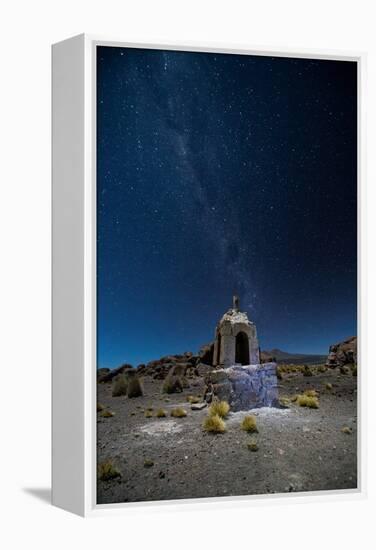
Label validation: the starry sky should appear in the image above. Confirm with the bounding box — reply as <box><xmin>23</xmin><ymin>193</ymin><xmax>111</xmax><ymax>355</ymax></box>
<box><xmin>97</xmin><ymin>46</ymin><xmax>357</xmax><ymax>369</ymax></box>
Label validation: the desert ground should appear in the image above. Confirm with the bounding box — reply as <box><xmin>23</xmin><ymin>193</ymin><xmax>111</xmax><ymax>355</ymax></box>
<box><xmin>96</xmin><ymin>365</ymin><xmax>357</xmax><ymax>505</ymax></box>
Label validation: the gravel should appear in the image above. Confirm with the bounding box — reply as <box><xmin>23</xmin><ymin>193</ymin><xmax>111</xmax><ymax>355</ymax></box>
<box><xmin>97</xmin><ymin>368</ymin><xmax>357</xmax><ymax>504</ymax></box>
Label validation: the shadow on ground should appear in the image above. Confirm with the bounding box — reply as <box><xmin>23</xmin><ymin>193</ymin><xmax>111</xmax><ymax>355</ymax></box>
<box><xmin>23</xmin><ymin>488</ymin><xmax>51</xmax><ymax>504</ymax></box>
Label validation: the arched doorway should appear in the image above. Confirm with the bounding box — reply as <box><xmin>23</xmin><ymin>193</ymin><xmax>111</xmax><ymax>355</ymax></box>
<box><xmin>235</xmin><ymin>331</ymin><xmax>249</xmax><ymax>365</ymax></box>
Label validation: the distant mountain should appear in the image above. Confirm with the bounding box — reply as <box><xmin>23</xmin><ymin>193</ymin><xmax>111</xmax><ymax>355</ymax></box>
<box><xmin>261</xmin><ymin>348</ymin><xmax>326</xmax><ymax>365</ymax></box>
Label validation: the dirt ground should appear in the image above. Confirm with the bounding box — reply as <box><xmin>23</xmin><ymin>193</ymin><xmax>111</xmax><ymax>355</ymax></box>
<box><xmin>96</xmin><ymin>368</ymin><xmax>357</xmax><ymax>504</ymax></box>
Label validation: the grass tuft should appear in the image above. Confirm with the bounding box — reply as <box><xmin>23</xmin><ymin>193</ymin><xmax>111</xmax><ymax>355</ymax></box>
<box><xmin>112</xmin><ymin>374</ymin><xmax>128</xmax><ymax>397</ymax></box>
<box><xmin>144</xmin><ymin>410</ymin><xmax>153</xmax><ymax>418</ymax></box>
<box><xmin>341</xmin><ymin>426</ymin><xmax>352</xmax><ymax>434</ymax></box>
<box><xmin>296</xmin><ymin>394</ymin><xmax>319</xmax><ymax>408</ymax></box>
<box><xmin>98</xmin><ymin>460</ymin><xmax>121</xmax><ymax>481</ymax></box>
<box><xmin>303</xmin><ymin>365</ymin><xmax>313</xmax><ymax>377</ymax></box>
<box><xmin>304</xmin><ymin>389</ymin><xmax>318</xmax><ymax>398</ymax></box>
<box><xmin>278</xmin><ymin>397</ymin><xmax>290</xmax><ymax>408</ymax></box>
<box><xmin>156</xmin><ymin>408</ymin><xmax>167</xmax><ymax>418</ymax></box>
<box><xmin>209</xmin><ymin>400</ymin><xmax>230</xmax><ymax>418</ymax></box>
<box><xmin>203</xmin><ymin>413</ymin><xmax>226</xmax><ymax>433</ymax></box>
<box><xmin>170</xmin><ymin>407</ymin><xmax>187</xmax><ymax>418</ymax></box>
<box><xmin>325</xmin><ymin>383</ymin><xmax>333</xmax><ymax>391</ymax></box>
<box><xmin>247</xmin><ymin>438</ymin><xmax>259</xmax><ymax>452</ymax></box>
<box><xmin>97</xmin><ymin>403</ymin><xmax>105</xmax><ymax>412</ymax></box>
<box><xmin>187</xmin><ymin>395</ymin><xmax>201</xmax><ymax>404</ymax></box>
<box><xmin>127</xmin><ymin>374</ymin><xmax>143</xmax><ymax>398</ymax></box>
<box><xmin>144</xmin><ymin>459</ymin><xmax>154</xmax><ymax>468</ymax></box>
<box><xmin>241</xmin><ymin>415</ymin><xmax>258</xmax><ymax>433</ymax></box>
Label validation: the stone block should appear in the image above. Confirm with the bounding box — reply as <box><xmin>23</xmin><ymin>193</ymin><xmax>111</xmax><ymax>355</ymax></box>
<box><xmin>204</xmin><ymin>362</ymin><xmax>279</xmax><ymax>411</ymax></box>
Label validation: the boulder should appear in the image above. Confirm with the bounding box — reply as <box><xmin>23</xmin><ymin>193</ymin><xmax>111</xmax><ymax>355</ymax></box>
<box><xmin>97</xmin><ymin>368</ymin><xmax>110</xmax><ymax>378</ymax></box>
<box><xmin>204</xmin><ymin>362</ymin><xmax>279</xmax><ymax>411</ymax></box>
<box><xmin>326</xmin><ymin>336</ymin><xmax>357</xmax><ymax>368</ymax></box>
<box><xmin>260</xmin><ymin>351</ymin><xmax>276</xmax><ymax>363</ymax></box>
<box><xmin>198</xmin><ymin>342</ymin><xmax>214</xmax><ymax>366</ymax></box>
<box><xmin>191</xmin><ymin>402</ymin><xmax>207</xmax><ymax>411</ymax></box>
<box><xmin>139</xmin><ymin>352</ymin><xmax>199</xmax><ymax>378</ymax></box>
<box><xmin>170</xmin><ymin>363</ymin><xmax>190</xmax><ymax>376</ymax></box>
<box><xmin>98</xmin><ymin>364</ymin><xmax>133</xmax><ymax>383</ymax></box>
<box><xmin>196</xmin><ymin>362</ymin><xmax>213</xmax><ymax>377</ymax></box>
<box><xmin>206</xmin><ymin>369</ymin><xmax>229</xmax><ymax>384</ymax></box>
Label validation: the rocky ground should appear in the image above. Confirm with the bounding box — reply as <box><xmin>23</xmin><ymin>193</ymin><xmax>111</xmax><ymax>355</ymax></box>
<box><xmin>97</xmin><ymin>366</ymin><xmax>357</xmax><ymax>505</ymax></box>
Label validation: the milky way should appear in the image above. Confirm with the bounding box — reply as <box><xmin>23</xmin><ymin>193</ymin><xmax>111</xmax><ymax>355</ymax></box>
<box><xmin>97</xmin><ymin>46</ymin><xmax>357</xmax><ymax>368</ymax></box>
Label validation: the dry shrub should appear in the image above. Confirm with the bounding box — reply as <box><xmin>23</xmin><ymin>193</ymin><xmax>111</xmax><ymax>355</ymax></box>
<box><xmin>325</xmin><ymin>383</ymin><xmax>333</xmax><ymax>390</ymax></box>
<box><xmin>209</xmin><ymin>400</ymin><xmax>230</xmax><ymax>418</ymax></box>
<box><xmin>98</xmin><ymin>460</ymin><xmax>121</xmax><ymax>481</ymax></box>
<box><xmin>241</xmin><ymin>415</ymin><xmax>258</xmax><ymax>433</ymax></box>
<box><xmin>97</xmin><ymin>403</ymin><xmax>105</xmax><ymax>412</ymax></box>
<box><xmin>127</xmin><ymin>374</ymin><xmax>143</xmax><ymax>398</ymax></box>
<box><xmin>112</xmin><ymin>374</ymin><xmax>128</xmax><ymax>397</ymax></box>
<box><xmin>339</xmin><ymin>365</ymin><xmax>350</xmax><ymax>375</ymax></box>
<box><xmin>317</xmin><ymin>365</ymin><xmax>327</xmax><ymax>373</ymax></box>
<box><xmin>303</xmin><ymin>365</ymin><xmax>313</xmax><ymax>377</ymax></box>
<box><xmin>203</xmin><ymin>413</ymin><xmax>226</xmax><ymax>433</ymax></box>
<box><xmin>276</xmin><ymin>366</ymin><xmax>283</xmax><ymax>380</ymax></box>
<box><xmin>341</xmin><ymin>426</ymin><xmax>352</xmax><ymax>434</ymax></box>
<box><xmin>156</xmin><ymin>408</ymin><xmax>167</xmax><ymax>417</ymax></box>
<box><xmin>144</xmin><ymin>459</ymin><xmax>154</xmax><ymax>468</ymax></box>
<box><xmin>170</xmin><ymin>407</ymin><xmax>187</xmax><ymax>418</ymax></box>
<box><xmin>144</xmin><ymin>410</ymin><xmax>153</xmax><ymax>418</ymax></box>
<box><xmin>304</xmin><ymin>389</ymin><xmax>318</xmax><ymax>398</ymax></box>
<box><xmin>296</xmin><ymin>394</ymin><xmax>319</xmax><ymax>408</ymax></box>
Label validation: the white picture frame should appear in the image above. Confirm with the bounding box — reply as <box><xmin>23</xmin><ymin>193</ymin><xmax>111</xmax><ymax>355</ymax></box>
<box><xmin>52</xmin><ymin>34</ymin><xmax>366</xmax><ymax>517</ymax></box>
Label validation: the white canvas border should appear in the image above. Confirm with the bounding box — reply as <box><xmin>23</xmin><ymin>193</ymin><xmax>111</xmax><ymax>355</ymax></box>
<box><xmin>52</xmin><ymin>34</ymin><xmax>366</xmax><ymax>517</ymax></box>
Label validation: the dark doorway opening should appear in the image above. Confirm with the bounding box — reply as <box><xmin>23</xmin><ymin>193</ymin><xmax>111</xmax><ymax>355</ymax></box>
<box><xmin>235</xmin><ymin>332</ymin><xmax>249</xmax><ymax>365</ymax></box>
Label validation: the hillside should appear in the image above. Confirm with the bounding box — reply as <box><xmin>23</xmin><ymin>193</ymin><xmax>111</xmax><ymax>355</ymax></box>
<box><xmin>261</xmin><ymin>348</ymin><xmax>327</xmax><ymax>365</ymax></box>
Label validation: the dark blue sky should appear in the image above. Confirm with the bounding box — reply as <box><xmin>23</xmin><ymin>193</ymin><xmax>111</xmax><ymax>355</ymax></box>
<box><xmin>97</xmin><ymin>46</ymin><xmax>357</xmax><ymax>369</ymax></box>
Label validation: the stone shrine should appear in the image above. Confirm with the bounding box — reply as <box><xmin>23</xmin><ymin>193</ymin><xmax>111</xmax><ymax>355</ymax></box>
<box><xmin>213</xmin><ymin>295</ymin><xmax>260</xmax><ymax>366</ymax></box>
<box><xmin>205</xmin><ymin>296</ymin><xmax>279</xmax><ymax>411</ymax></box>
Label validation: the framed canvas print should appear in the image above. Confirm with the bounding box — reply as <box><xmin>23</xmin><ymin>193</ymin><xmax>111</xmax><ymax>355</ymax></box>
<box><xmin>52</xmin><ymin>35</ymin><xmax>364</xmax><ymax>516</ymax></box>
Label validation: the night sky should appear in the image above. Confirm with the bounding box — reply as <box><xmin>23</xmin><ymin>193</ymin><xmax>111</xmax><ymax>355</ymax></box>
<box><xmin>97</xmin><ymin>46</ymin><xmax>357</xmax><ymax>369</ymax></box>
